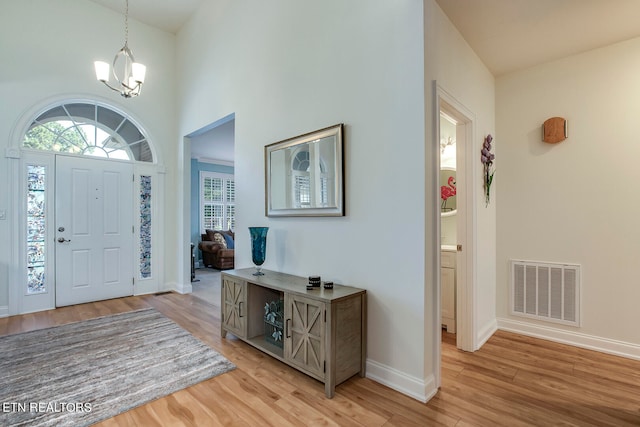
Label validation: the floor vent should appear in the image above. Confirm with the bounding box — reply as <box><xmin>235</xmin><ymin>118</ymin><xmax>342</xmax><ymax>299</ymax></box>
<box><xmin>510</xmin><ymin>260</ymin><xmax>581</xmax><ymax>327</ymax></box>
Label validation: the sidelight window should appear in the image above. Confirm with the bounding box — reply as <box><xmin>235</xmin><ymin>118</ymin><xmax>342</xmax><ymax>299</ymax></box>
<box><xmin>26</xmin><ymin>165</ymin><xmax>47</xmax><ymax>294</ymax></box>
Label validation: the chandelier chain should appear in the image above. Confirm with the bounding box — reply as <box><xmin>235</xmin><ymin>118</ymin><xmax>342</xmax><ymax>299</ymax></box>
<box><xmin>124</xmin><ymin>0</ymin><xmax>129</xmax><ymax>46</ymax></box>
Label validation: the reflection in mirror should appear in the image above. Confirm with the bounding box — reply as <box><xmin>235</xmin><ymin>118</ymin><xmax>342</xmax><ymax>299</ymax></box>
<box><xmin>440</xmin><ymin>167</ymin><xmax>456</xmax><ymax>216</ymax></box>
<box><xmin>440</xmin><ymin>112</ymin><xmax>457</xmax><ymax>218</ymax></box>
<box><xmin>266</xmin><ymin>124</ymin><xmax>344</xmax><ymax>216</ymax></box>
<box><xmin>270</xmin><ymin>137</ymin><xmax>335</xmax><ymax>209</ymax></box>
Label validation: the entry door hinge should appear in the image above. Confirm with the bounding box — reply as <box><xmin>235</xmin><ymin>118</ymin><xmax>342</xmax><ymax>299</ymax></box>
<box><xmin>132</xmin><ymin>277</ymin><xmax>135</xmax><ymax>285</ymax></box>
<box><xmin>132</xmin><ymin>225</ymin><xmax>135</xmax><ymax>234</ymax></box>
<box><xmin>133</xmin><ymin>174</ymin><xmax>135</xmax><ymax>182</ymax></box>
<box><xmin>323</xmin><ymin>361</ymin><xmax>326</xmax><ymax>373</ymax></box>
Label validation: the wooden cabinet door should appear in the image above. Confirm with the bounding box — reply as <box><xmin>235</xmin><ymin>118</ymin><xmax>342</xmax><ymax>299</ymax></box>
<box><xmin>284</xmin><ymin>294</ymin><xmax>325</xmax><ymax>379</ymax></box>
<box><xmin>222</xmin><ymin>276</ymin><xmax>247</xmax><ymax>338</ymax></box>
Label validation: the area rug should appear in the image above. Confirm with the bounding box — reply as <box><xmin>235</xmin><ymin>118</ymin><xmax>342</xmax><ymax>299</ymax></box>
<box><xmin>0</xmin><ymin>308</ymin><xmax>235</xmax><ymax>426</ymax></box>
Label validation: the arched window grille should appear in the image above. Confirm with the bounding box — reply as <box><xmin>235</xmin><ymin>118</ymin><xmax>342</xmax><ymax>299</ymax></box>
<box><xmin>22</xmin><ymin>101</ymin><xmax>153</xmax><ymax>162</ymax></box>
<box><xmin>291</xmin><ymin>149</ymin><xmax>328</xmax><ymax>208</ymax></box>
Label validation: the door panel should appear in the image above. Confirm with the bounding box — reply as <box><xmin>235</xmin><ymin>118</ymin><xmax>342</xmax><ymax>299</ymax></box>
<box><xmin>285</xmin><ymin>293</ymin><xmax>325</xmax><ymax>379</ymax></box>
<box><xmin>55</xmin><ymin>156</ymin><xmax>133</xmax><ymax>306</ymax></box>
<box><xmin>71</xmin><ymin>249</ymin><xmax>91</xmax><ymax>288</ymax></box>
<box><xmin>221</xmin><ymin>276</ymin><xmax>246</xmax><ymax>338</ymax></box>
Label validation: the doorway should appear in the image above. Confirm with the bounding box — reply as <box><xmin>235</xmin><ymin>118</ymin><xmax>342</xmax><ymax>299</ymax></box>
<box><xmin>439</xmin><ymin>111</ymin><xmax>458</xmax><ymax>339</ymax></box>
<box><xmin>435</xmin><ymin>85</ymin><xmax>476</xmax><ymax>389</ymax></box>
<box><xmin>11</xmin><ymin>99</ymin><xmax>160</xmax><ymax>315</ymax></box>
<box><xmin>185</xmin><ymin>114</ymin><xmax>236</xmax><ymax>287</ymax></box>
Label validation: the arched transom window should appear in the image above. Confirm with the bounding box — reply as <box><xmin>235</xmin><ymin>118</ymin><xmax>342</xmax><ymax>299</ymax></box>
<box><xmin>22</xmin><ymin>101</ymin><xmax>153</xmax><ymax>162</ymax></box>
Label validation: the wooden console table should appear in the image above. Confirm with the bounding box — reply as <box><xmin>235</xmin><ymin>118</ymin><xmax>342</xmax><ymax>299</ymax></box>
<box><xmin>221</xmin><ymin>268</ymin><xmax>367</xmax><ymax>398</ymax></box>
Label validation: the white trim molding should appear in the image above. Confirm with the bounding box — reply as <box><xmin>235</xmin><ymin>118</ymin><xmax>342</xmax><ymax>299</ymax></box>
<box><xmin>497</xmin><ymin>317</ymin><xmax>640</xmax><ymax>361</ymax></box>
<box><xmin>173</xmin><ymin>281</ymin><xmax>193</xmax><ymax>295</ymax></box>
<box><xmin>5</xmin><ymin>147</ymin><xmax>20</xmax><ymax>158</ymax></box>
<box><xmin>435</xmin><ymin>83</ymin><xmax>477</xmax><ymax>354</ymax></box>
<box><xmin>133</xmin><ymin>279</ymin><xmax>159</xmax><ymax>296</ymax></box>
<box><xmin>365</xmin><ymin>358</ymin><xmax>434</xmax><ymax>403</ymax></box>
<box><xmin>0</xmin><ymin>306</ymin><xmax>8</xmax><ymax>318</ymax></box>
<box><xmin>477</xmin><ymin>319</ymin><xmax>498</xmax><ymax>349</ymax></box>
<box><xmin>196</xmin><ymin>157</ymin><xmax>234</xmax><ymax>167</ymax></box>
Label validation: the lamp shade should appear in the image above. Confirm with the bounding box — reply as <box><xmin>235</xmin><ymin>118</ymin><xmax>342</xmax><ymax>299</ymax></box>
<box><xmin>94</xmin><ymin>61</ymin><xmax>110</xmax><ymax>82</ymax></box>
<box><xmin>132</xmin><ymin>63</ymin><xmax>146</xmax><ymax>84</ymax></box>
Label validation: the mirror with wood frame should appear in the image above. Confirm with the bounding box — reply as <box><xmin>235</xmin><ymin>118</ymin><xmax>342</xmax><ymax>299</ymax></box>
<box><xmin>265</xmin><ymin>124</ymin><xmax>344</xmax><ymax>217</ymax></box>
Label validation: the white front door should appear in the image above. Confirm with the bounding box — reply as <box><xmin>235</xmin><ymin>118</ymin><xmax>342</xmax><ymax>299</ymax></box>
<box><xmin>55</xmin><ymin>155</ymin><xmax>134</xmax><ymax>307</ymax></box>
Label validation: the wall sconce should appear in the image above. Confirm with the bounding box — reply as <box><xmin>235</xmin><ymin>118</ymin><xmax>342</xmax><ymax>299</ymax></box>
<box><xmin>542</xmin><ymin>117</ymin><xmax>567</xmax><ymax>143</ymax></box>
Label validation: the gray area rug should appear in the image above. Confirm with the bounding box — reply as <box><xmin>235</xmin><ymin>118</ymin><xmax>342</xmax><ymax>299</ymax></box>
<box><xmin>0</xmin><ymin>308</ymin><xmax>235</xmax><ymax>426</ymax></box>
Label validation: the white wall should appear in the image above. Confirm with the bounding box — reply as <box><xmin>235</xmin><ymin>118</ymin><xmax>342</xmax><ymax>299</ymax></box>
<box><xmin>0</xmin><ymin>0</ymin><xmax>500</xmax><ymax>402</ymax></box>
<box><xmin>0</xmin><ymin>1</ymin><xmax>178</xmax><ymax>310</ymax></box>
<box><xmin>177</xmin><ymin>0</ymin><xmax>429</xmax><ymax>400</ymax></box>
<box><xmin>425</xmin><ymin>0</ymin><xmax>497</xmax><ymax>358</ymax></box>
<box><xmin>496</xmin><ymin>36</ymin><xmax>640</xmax><ymax>356</ymax></box>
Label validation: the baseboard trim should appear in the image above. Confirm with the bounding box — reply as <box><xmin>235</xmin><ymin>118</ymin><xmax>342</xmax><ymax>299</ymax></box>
<box><xmin>477</xmin><ymin>319</ymin><xmax>498</xmax><ymax>350</ymax></box>
<box><xmin>0</xmin><ymin>305</ymin><xmax>8</xmax><ymax>318</ymax></box>
<box><xmin>497</xmin><ymin>317</ymin><xmax>640</xmax><ymax>361</ymax></box>
<box><xmin>134</xmin><ymin>279</ymin><xmax>159</xmax><ymax>296</ymax></box>
<box><xmin>173</xmin><ymin>282</ymin><xmax>193</xmax><ymax>294</ymax></box>
<box><xmin>366</xmin><ymin>359</ymin><xmax>432</xmax><ymax>403</ymax></box>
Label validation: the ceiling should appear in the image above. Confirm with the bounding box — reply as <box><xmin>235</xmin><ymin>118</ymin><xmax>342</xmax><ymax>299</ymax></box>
<box><xmin>190</xmin><ymin>119</ymin><xmax>235</xmax><ymax>163</ymax></box>
<box><xmin>89</xmin><ymin>1</ymin><xmax>640</xmax><ymax>159</ymax></box>
<box><xmin>435</xmin><ymin>0</ymin><xmax>640</xmax><ymax>76</ymax></box>
<box><xmin>88</xmin><ymin>0</ymin><xmax>203</xmax><ymax>34</ymax></box>
<box><xmin>91</xmin><ymin>0</ymin><xmax>640</xmax><ymax>76</ymax></box>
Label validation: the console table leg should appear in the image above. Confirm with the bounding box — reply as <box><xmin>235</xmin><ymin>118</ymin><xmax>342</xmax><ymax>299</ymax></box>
<box><xmin>324</xmin><ymin>382</ymin><xmax>335</xmax><ymax>398</ymax></box>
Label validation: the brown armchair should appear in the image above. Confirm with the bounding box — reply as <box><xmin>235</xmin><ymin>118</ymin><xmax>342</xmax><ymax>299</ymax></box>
<box><xmin>198</xmin><ymin>229</ymin><xmax>235</xmax><ymax>270</ymax></box>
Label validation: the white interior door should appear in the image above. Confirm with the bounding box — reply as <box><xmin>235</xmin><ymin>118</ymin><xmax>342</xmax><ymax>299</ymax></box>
<box><xmin>55</xmin><ymin>155</ymin><xmax>133</xmax><ymax>306</ymax></box>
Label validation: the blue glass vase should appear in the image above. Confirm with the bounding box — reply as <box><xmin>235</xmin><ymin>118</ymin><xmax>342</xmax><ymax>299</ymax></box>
<box><xmin>249</xmin><ymin>227</ymin><xmax>269</xmax><ymax>276</ymax></box>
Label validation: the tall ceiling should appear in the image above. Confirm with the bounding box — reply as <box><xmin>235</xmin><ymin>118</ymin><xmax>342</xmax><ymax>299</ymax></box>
<box><xmin>89</xmin><ymin>0</ymin><xmax>640</xmax><ymax>76</ymax></box>
<box><xmin>86</xmin><ymin>1</ymin><xmax>640</xmax><ymax>161</ymax></box>
<box><xmin>88</xmin><ymin>0</ymin><xmax>203</xmax><ymax>34</ymax></box>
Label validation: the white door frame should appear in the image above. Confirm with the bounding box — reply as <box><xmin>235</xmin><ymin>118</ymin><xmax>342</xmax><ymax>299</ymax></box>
<box><xmin>434</xmin><ymin>83</ymin><xmax>477</xmax><ymax>388</ymax></box>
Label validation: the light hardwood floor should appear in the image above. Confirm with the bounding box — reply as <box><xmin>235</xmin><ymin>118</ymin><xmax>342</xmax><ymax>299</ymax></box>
<box><xmin>190</xmin><ymin>268</ymin><xmax>221</xmax><ymax>305</ymax></box>
<box><xmin>1</xmin><ymin>291</ymin><xmax>639</xmax><ymax>426</ymax></box>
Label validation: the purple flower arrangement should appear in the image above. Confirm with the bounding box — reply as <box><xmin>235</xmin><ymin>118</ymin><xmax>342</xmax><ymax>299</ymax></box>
<box><xmin>481</xmin><ymin>134</ymin><xmax>495</xmax><ymax>206</ymax></box>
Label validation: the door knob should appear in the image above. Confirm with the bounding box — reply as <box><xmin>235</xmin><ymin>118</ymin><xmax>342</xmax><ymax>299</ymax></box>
<box><xmin>57</xmin><ymin>237</ymin><xmax>71</xmax><ymax>243</ymax></box>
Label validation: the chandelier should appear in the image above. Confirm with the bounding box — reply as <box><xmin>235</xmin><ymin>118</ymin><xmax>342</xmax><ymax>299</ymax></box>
<box><xmin>94</xmin><ymin>0</ymin><xmax>146</xmax><ymax>98</ymax></box>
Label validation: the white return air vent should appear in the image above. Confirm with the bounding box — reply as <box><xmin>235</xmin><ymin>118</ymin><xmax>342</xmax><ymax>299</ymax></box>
<box><xmin>510</xmin><ymin>260</ymin><xmax>581</xmax><ymax>327</ymax></box>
